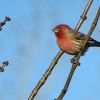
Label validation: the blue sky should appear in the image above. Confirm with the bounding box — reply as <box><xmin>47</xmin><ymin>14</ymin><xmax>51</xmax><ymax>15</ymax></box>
<box><xmin>0</xmin><ymin>0</ymin><xmax>100</xmax><ymax>100</ymax></box>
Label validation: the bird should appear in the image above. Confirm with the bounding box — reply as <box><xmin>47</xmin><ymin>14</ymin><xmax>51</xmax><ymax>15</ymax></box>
<box><xmin>52</xmin><ymin>24</ymin><xmax>100</xmax><ymax>58</ymax></box>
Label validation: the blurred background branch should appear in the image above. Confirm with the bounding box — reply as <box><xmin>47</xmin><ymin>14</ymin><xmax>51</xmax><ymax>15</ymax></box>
<box><xmin>0</xmin><ymin>17</ymin><xmax>10</xmax><ymax>72</ymax></box>
<box><xmin>0</xmin><ymin>17</ymin><xmax>11</xmax><ymax>31</ymax></box>
<box><xmin>28</xmin><ymin>0</ymin><xmax>93</xmax><ymax>99</ymax></box>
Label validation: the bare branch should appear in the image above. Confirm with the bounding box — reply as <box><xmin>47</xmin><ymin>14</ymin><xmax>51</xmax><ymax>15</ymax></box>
<box><xmin>75</xmin><ymin>0</ymin><xmax>93</xmax><ymax>31</ymax></box>
<box><xmin>57</xmin><ymin>6</ymin><xmax>100</xmax><ymax>100</ymax></box>
<box><xmin>28</xmin><ymin>0</ymin><xmax>93</xmax><ymax>99</ymax></box>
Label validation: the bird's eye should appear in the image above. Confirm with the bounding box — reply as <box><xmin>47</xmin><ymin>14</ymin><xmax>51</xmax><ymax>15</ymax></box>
<box><xmin>60</xmin><ymin>28</ymin><xmax>63</xmax><ymax>29</ymax></box>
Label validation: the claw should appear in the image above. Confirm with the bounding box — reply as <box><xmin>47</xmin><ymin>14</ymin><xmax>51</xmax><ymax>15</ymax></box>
<box><xmin>71</xmin><ymin>58</ymin><xmax>80</xmax><ymax>66</ymax></box>
<box><xmin>71</xmin><ymin>55</ymin><xmax>77</xmax><ymax>63</ymax></box>
<box><xmin>71</xmin><ymin>58</ymin><xmax>76</xmax><ymax>63</ymax></box>
<box><xmin>75</xmin><ymin>61</ymin><xmax>80</xmax><ymax>66</ymax></box>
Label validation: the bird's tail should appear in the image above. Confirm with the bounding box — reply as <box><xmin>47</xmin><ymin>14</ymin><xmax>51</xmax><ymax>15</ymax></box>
<box><xmin>88</xmin><ymin>40</ymin><xmax>100</xmax><ymax>47</ymax></box>
<box><xmin>94</xmin><ymin>41</ymin><xmax>100</xmax><ymax>47</ymax></box>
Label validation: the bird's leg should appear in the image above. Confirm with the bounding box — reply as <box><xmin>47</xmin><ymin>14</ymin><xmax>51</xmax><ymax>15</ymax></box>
<box><xmin>71</xmin><ymin>55</ymin><xmax>80</xmax><ymax>66</ymax></box>
<box><xmin>71</xmin><ymin>55</ymin><xmax>76</xmax><ymax>63</ymax></box>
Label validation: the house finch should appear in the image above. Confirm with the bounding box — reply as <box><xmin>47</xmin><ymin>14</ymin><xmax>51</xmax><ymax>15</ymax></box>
<box><xmin>52</xmin><ymin>24</ymin><xmax>100</xmax><ymax>56</ymax></box>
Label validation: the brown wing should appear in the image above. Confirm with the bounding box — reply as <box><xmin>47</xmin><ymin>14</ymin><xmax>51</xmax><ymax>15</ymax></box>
<box><xmin>71</xmin><ymin>29</ymin><xmax>100</xmax><ymax>47</ymax></box>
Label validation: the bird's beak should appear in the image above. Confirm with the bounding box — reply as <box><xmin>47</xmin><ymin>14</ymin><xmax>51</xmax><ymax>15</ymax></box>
<box><xmin>52</xmin><ymin>28</ymin><xmax>59</xmax><ymax>33</ymax></box>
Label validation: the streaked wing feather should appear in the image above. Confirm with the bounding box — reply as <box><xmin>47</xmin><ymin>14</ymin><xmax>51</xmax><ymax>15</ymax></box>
<box><xmin>70</xmin><ymin>29</ymin><xmax>95</xmax><ymax>43</ymax></box>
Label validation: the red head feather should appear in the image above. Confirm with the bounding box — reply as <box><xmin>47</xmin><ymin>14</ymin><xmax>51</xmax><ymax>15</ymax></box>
<box><xmin>53</xmin><ymin>24</ymin><xmax>71</xmax><ymax>38</ymax></box>
<box><xmin>55</xmin><ymin>24</ymin><xmax>71</xmax><ymax>30</ymax></box>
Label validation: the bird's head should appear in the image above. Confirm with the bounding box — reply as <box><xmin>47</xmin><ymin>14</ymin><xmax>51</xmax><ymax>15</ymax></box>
<box><xmin>52</xmin><ymin>24</ymin><xmax>71</xmax><ymax>38</ymax></box>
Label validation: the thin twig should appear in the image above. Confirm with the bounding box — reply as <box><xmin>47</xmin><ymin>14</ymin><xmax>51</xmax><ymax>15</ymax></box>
<box><xmin>0</xmin><ymin>61</ymin><xmax>9</xmax><ymax>72</ymax></box>
<box><xmin>57</xmin><ymin>6</ymin><xmax>100</xmax><ymax>100</ymax></box>
<box><xmin>28</xmin><ymin>0</ymin><xmax>93</xmax><ymax>100</ymax></box>
<box><xmin>0</xmin><ymin>17</ymin><xmax>10</xmax><ymax>72</ymax></box>
<box><xmin>0</xmin><ymin>17</ymin><xmax>11</xmax><ymax>31</ymax></box>
<box><xmin>75</xmin><ymin>0</ymin><xmax>93</xmax><ymax>31</ymax></box>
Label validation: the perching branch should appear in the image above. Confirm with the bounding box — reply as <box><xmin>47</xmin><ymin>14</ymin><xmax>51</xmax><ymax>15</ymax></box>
<box><xmin>28</xmin><ymin>0</ymin><xmax>93</xmax><ymax>100</ymax></box>
<box><xmin>28</xmin><ymin>50</ymin><xmax>64</xmax><ymax>100</ymax></box>
<box><xmin>57</xmin><ymin>6</ymin><xmax>100</xmax><ymax>100</ymax></box>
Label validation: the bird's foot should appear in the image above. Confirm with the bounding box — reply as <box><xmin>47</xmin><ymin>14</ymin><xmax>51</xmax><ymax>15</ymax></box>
<box><xmin>71</xmin><ymin>58</ymin><xmax>80</xmax><ymax>66</ymax></box>
<box><xmin>71</xmin><ymin>55</ymin><xmax>77</xmax><ymax>63</ymax></box>
<box><xmin>73</xmin><ymin>60</ymin><xmax>80</xmax><ymax>66</ymax></box>
<box><xmin>71</xmin><ymin>58</ymin><xmax>76</xmax><ymax>63</ymax></box>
